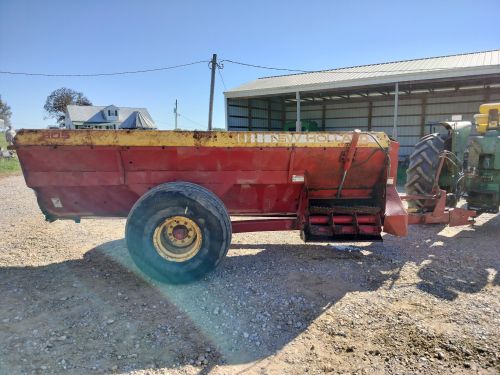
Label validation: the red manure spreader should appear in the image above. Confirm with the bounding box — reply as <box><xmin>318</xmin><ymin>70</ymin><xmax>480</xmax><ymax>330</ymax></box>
<box><xmin>13</xmin><ymin>129</ymin><xmax>474</xmax><ymax>283</ymax></box>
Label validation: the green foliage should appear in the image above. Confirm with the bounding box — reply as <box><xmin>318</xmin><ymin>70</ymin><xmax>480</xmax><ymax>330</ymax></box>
<box><xmin>0</xmin><ymin>136</ymin><xmax>8</xmax><ymax>149</ymax></box>
<box><xmin>0</xmin><ymin>95</ymin><xmax>12</xmax><ymax>128</ymax></box>
<box><xmin>0</xmin><ymin>137</ymin><xmax>21</xmax><ymax>176</ymax></box>
<box><xmin>44</xmin><ymin>87</ymin><xmax>92</xmax><ymax>124</ymax></box>
<box><xmin>0</xmin><ymin>157</ymin><xmax>21</xmax><ymax>175</ymax></box>
<box><xmin>0</xmin><ymin>137</ymin><xmax>20</xmax><ymax>175</ymax></box>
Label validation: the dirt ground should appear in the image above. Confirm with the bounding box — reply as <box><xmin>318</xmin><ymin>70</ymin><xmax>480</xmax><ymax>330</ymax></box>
<box><xmin>0</xmin><ymin>175</ymin><xmax>498</xmax><ymax>375</ymax></box>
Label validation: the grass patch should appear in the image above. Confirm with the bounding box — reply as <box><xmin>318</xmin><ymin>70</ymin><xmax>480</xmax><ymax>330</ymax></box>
<box><xmin>0</xmin><ymin>135</ymin><xmax>21</xmax><ymax>176</ymax></box>
<box><xmin>0</xmin><ymin>158</ymin><xmax>21</xmax><ymax>175</ymax></box>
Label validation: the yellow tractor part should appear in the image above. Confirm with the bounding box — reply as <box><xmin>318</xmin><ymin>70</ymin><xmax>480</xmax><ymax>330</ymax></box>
<box><xmin>474</xmin><ymin>102</ymin><xmax>500</xmax><ymax>134</ymax></box>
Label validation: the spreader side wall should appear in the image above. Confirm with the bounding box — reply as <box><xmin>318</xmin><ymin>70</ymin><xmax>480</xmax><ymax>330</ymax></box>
<box><xmin>17</xmin><ymin>144</ymin><xmax>389</xmax><ymax>219</ymax></box>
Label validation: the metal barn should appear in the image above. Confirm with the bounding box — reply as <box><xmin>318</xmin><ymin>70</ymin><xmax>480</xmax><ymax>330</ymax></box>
<box><xmin>224</xmin><ymin>50</ymin><xmax>500</xmax><ymax>158</ymax></box>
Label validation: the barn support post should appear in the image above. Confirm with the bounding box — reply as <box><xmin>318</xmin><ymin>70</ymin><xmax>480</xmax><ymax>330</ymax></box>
<box><xmin>281</xmin><ymin>99</ymin><xmax>286</xmax><ymax>130</ymax></box>
<box><xmin>224</xmin><ymin>97</ymin><xmax>229</xmax><ymax>130</ymax></box>
<box><xmin>419</xmin><ymin>96</ymin><xmax>427</xmax><ymax>137</ymax></box>
<box><xmin>321</xmin><ymin>104</ymin><xmax>326</xmax><ymax>131</ymax></box>
<box><xmin>267</xmin><ymin>99</ymin><xmax>272</xmax><ymax>131</ymax></box>
<box><xmin>392</xmin><ymin>82</ymin><xmax>399</xmax><ymax>138</ymax></box>
<box><xmin>484</xmin><ymin>85</ymin><xmax>491</xmax><ymax>102</ymax></box>
<box><xmin>248</xmin><ymin>99</ymin><xmax>253</xmax><ymax>131</ymax></box>
<box><xmin>296</xmin><ymin>91</ymin><xmax>301</xmax><ymax>132</ymax></box>
<box><xmin>367</xmin><ymin>101</ymin><xmax>373</xmax><ymax>131</ymax></box>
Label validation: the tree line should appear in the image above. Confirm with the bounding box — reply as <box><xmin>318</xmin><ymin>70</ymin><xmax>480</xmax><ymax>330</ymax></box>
<box><xmin>1</xmin><ymin>88</ymin><xmax>92</xmax><ymax>129</ymax></box>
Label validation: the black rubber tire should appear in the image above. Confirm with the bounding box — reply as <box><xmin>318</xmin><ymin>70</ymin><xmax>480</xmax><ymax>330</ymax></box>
<box><xmin>125</xmin><ymin>182</ymin><xmax>232</xmax><ymax>284</ymax></box>
<box><xmin>405</xmin><ymin>133</ymin><xmax>447</xmax><ymax>210</ymax></box>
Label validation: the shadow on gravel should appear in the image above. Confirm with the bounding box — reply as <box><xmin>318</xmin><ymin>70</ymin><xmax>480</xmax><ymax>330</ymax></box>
<box><xmin>411</xmin><ymin>214</ymin><xmax>499</xmax><ymax>301</ymax></box>
<box><xmin>0</xmin><ymin>239</ymin><xmax>397</xmax><ymax>373</ymax></box>
<box><xmin>0</xmin><ymin>214</ymin><xmax>498</xmax><ymax>373</ymax></box>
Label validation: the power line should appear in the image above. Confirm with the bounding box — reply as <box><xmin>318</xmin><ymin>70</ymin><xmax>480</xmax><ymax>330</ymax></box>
<box><xmin>221</xmin><ymin>59</ymin><xmax>456</xmax><ymax>74</ymax></box>
<box><xmin>0</xmin><ymin>56</ymin><xmax>469</xmax><ymax>79</ymax></box>
<box><xmin>217</xmin><ymin>66</ymin><xmax>227</xmax><ymax>90</ymax></box>
<box><xmin>155</xmin><ymin>121</ymin><xmax>174</xmax><ymax>127</ymax></box>
<box><xmin>0</xmin><ymin>60</ymin><xmax>210</xmax><ymax>77</ymax></box>
<box><xmin>220</xmin><ymin>59</ymin><xmax>310</xmax><ymax>73</ymax></box>
<box><xmin>0</xmin><ymin>56</ymin><xmax>465</xmax><ymax>79</ymax></box>
<box><xmin>178</xmin><ymin>112</ymin><xmax>205</xmax><ymax>128</ymax></box>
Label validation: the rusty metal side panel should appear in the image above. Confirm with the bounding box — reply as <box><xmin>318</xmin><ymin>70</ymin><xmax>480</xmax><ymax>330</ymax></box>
<box><xmin>15</xmin><ymin>132</ymin><xmax>392</xmax><ymax>220</ymax></box>
<box><xmin>383</xmin><ymin>186</ymin><xmax>408</xmax><ymax>237</ymax></box>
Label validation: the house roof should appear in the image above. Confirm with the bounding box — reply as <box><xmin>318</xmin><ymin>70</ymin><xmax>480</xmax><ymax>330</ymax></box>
<box><xmin>66</xmin><ymin>105</ymin><xmax>156</xmax><ymax>128</ymax></box>
<box><xmin>121</xmin><ymin>111</ymin><xmax>156</xmax><ymax>130</ymax></box>
<box><xmin>224</xmin><ymin>49</ymin><xmax>500</xmax><ymax>98</ymax></box>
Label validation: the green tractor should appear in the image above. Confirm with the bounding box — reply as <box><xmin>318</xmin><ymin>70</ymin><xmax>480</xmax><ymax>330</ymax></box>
<box><xmin>406</xmin><ymin>103</ymin><xmax>500</xmax><ymax>214</ymax></box>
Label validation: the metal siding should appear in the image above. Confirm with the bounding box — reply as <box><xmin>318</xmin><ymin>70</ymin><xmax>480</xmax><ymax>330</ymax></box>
<box><xmin>372</xmin><ymin>105</ymin><xmax>421</xmax><ymax>117</ymax></box>
<box><xmin>301</xmin><ymin>110</ymin><xmax>323</xmax><ymax>119</ymax></box>
<box><xmin>371</xmin><ymin>126</ymin><xmax>395</xmax><ymax>134</ymax></box>
<box><xmin>251</xmin><ymin>99</ymin><xmax>268</xmax><ymax>109</ymax></box>
<box><xmin>271</xmin><ymin>102</ymin><xmax>282</xmax><ymax>111</ymax></box>
<box><xmin>271</xmin><ymin>112</ymin><xmax>282</xmax><ymax>120</ymax></box>
<box><xmin>325</xmin><ymin>118</ymin><xmax>368</xmax><ymax>128</ymax></box>
<box><xmin>251</xmin><ymin>118</ymin><xmax>268</xmax><ymax>129</ymax></box>
<box><xmin>228</xmin><ymin>117</ymin><xmax>249</xmax><ymax>128</ymax></box>
<box><xmin>327</xmin><ymin>102</ymin><xmax>369</xmax><ymax>110</ymax></box>
<box><xmin>325</xmin><ymin>108</ymin><xmax>369</xmax><ymax>118</ymax></box>
<box><xmin>229</xmin><ymin>99</ymin><xmax>249</xmax><ymax>106</ymax></box>
<box><xmin>426</xmin><ymin>102</ymin><xmax>480</xmax><ymax>115</ymax></box>
<box><xmin>373</xmin><ymin>100</ymin><xmax>395</xmax><ymax>107</ymax></box>
<box><xmin>228</xmin><ymin>105</ymin><xmax>249</xmax><ymax>117</ymax></box>
<box><xmin>371</xmin><ymin>117</ymin><xmax>394</xmax><ymax>126</ymax></box>
<box><xmin>252</xmin><ymin>109</ymin><xmax>268</xmax><ymax>118</ymax></box>
<box><xmin>427</xmin><ymin>94</ymin><xmax>485</xmax><ymax>103</ymax></box>
<box><xmin>226</xmin><ymin>87</ymin><xmax>497</xmax><ymax>158</ymax></box>
<box><xmin>271</xmin><ymin>120</ymin><xmax>283</xmax><ymax>130</ymax></box>
<box><xmin>301</xmin><ymin>104</ymin><xmax>323</xmax><ymax>110</ymax></box>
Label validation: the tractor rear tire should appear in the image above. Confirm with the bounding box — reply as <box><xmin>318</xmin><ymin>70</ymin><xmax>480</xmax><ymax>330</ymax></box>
<box><xmin>125</xmin><ymin>182</ymin><xmax>232</xmax><ymax>284</ymax></box>
<box><xmin>405</xmin><ymin>133</ymin><xmax>447</xmax><ymax>211</ymax></box>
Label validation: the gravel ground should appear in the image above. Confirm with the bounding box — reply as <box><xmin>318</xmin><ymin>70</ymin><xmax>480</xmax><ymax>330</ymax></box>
<box><xmin>0</xmin><ymin>175</ymin><xmax>498</xmax><ymax>375</ymax></box>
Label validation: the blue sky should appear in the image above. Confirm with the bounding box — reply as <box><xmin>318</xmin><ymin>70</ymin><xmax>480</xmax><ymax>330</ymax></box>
<box><xmin>1</xmin><ymin>0</ymin><xmax>498</xmax><ymax>130</ymax></box>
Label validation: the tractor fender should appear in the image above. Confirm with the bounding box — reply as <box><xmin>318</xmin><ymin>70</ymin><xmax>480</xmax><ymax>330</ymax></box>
<box><xmin>438</xmin><ymin>121</ymin><xmax>472</xmax><ymax>133</ymax></box>
<box><xmin>439</xmin><ymin>121</ymin><xmax>472</xmax><ymax>163</ymax></box>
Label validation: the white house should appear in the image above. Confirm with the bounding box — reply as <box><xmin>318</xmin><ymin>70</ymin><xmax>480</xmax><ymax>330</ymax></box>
<box><xmin>65</xmin><ymin>105</ymin><xmax>156</xmax><ymax>130</ymax></box>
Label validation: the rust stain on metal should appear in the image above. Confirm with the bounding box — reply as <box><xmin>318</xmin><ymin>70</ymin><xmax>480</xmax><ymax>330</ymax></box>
<box><xmin>192</xmin><ymin>130</ymin><xmax>218</xmax><ymax>147</ymax></box>
<box><xmin>13</xmin><ymin>129</ymin><xmax>391</xmax><ymax>149</ymax></box>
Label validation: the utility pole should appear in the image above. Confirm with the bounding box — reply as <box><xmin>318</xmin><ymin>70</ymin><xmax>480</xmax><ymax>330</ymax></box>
<box><xmin>174</xmin><ymin>99</ymin><xmax>178</xmax><ymax>130</ymax></box>
<box><xmin>208</xmin><ymin>53</ymin><xmax>217</xmax><ymax>131</ymax></box>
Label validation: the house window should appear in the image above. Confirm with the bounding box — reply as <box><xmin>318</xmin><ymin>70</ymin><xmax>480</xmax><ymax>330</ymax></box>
<box><xmin>108</xmin><ymin>110</ymin><xmax>111</xmax><ymax>116</ymax></box>
<box><xmin>114</xmin><ymin>110</ymin><xmax>118</xmax><ymax>116</ymax></box>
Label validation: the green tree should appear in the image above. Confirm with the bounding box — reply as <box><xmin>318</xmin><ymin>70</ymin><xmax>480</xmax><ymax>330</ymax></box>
<box><xmin>44</xmin><ymin>87</ymin><xmax>92</xmax><ymax>125</ymax></box>
<box><xmin>0</xmin><ymin>95</ymin><xmax>12</xmax><ymax>129</ymax></box>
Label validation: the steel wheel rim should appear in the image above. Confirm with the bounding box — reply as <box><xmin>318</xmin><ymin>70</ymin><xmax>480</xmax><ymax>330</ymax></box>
<box><xmin>152</xmin><ymin>216</ymin><xmax>202</xmax><ymax>262</ymax></box>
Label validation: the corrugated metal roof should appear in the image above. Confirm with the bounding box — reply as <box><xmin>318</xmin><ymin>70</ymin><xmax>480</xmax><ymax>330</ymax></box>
<box><xmin>225</xmin><ymin>50</ymin><xmax>500</xmax><ymax>98</ymax></box>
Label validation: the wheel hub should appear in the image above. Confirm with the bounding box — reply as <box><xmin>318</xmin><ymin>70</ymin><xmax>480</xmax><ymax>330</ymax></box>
<box><xmin>152</xmin><ymin>216</ymin><xmax>202</xmax><ymax>262</ymax></box>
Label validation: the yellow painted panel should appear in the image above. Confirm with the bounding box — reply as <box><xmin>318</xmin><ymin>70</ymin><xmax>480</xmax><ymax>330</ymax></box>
<box><xmin>14</xmin><ymin>130</ymin><xmax>390</xmax><ymax>148</ymax></box>
<box><xmin>475</xmin><ymin>103</ymin><xmax>500</xmax><ymax>133</ymax></box>
<box><xmin>479</xmin><ymin>102</ymin><xmax>500</xmax><ymax>114</ymax></box>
